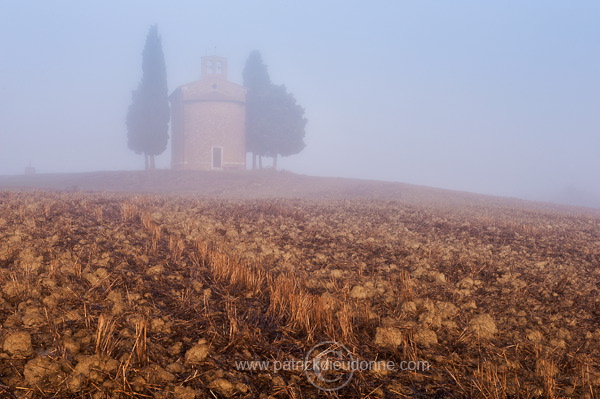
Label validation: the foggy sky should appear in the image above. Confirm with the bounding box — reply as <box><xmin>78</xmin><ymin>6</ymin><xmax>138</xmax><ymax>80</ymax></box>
<box><xmin>1</xmin><ymin>1</ymin><xmax>599</xmax><ymax>206</ymax></box>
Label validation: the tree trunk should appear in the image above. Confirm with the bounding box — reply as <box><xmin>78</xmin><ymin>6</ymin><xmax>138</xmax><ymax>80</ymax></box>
<box><xmin>273</xmin><ymin>154</ymin><xmax>278</xmax><ymax>170</ymax></box>
<box><xmin>252</xmin><ymin>152</ymin><xmax>256</xmax><ymax>170</ymax></box>
<box><xmin>144</xmin><ymin>154</ymin><xmax>149</xmax><ymax>170</ymax></box>
<box><xmin>258</xmin><ymin>155</ymin><xmax>263</xmax><ymax>169</ymax></box>
<box><xmin>149</xmin><ymin>154</ymin><xmax>155</xmax><ymax>170</ymax></box>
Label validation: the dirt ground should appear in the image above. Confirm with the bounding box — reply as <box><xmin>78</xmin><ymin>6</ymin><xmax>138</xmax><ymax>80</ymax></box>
<box><xmin>0</xmin><ymin>169</ymin><xmax>551</xmax><ymax>203</ymax></box>
<box><xmin>0</xmin><ymin>170</ymin><xmax>599</xmax><ymax>398</ymax></box>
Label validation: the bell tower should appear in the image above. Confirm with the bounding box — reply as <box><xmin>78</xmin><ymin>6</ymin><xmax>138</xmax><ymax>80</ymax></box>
<box><xmin>201</xmin><ymin>55</ymin><xmax>228</xmax><ymax>80</ymax></box>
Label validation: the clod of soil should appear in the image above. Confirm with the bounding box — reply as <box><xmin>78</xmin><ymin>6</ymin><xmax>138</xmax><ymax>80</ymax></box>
<box><xmin>3</xmin><ymin>330</ymin><xmax>33</xmax><ymax>357</ymax></box>
<box><xmin>374</xmin><ymin>326</ymin><xmax>403</xmax><ymax>348</ymax></box>
<box><xmin>468</xmin><ymin>313</ymin><xmax>497</xmax><ymax>339</ymax></box>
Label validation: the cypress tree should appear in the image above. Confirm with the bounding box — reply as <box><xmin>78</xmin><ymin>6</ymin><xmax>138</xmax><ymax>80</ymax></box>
<box><xmin>243</xmin><ymin>50</ymin><xmax>272</xmax><ymax>169</ymax></box>
<box><xmin>126</xmin><ymin>25</ymin><xmax>170</xmax><ymax>170</ymax></box>
<box><xmin>243</xmin><ymin>51</ymin><xmax>306</xmax><ymax>170</ymax></box>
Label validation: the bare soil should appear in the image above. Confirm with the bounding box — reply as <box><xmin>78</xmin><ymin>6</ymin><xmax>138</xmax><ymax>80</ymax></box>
<box><xmin>0</xmin><ymin>171</ymin><xmax>599</xmax><ymax>398</ymax></box>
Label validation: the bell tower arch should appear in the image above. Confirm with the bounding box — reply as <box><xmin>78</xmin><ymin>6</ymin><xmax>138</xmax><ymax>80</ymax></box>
<box><xmin>201</xmin><ymin>55</ymin><xmax>228</xmax><ymax>80</ymax></box>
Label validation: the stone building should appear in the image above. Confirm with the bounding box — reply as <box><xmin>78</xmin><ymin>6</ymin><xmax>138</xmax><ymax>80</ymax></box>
<box><xmin>170</xmin><ymin>56</ymin><xmax>246</xmax><ymax>170</ymax></box>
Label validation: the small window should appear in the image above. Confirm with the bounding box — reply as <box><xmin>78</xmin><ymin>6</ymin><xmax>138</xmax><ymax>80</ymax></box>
<box><xmin>215</xmin><ymin>62</ymin><xmax>222</xmax><ymax>73</ymax></box>
<box><xmin>212</xmin><ymin>147</ymin><xmax>223</xmax><ymax>169</ymax></box>
<box><xmin>207</xmin><ymin>61</ymin><xmax>214</xmax><ymax>74</ymax></box>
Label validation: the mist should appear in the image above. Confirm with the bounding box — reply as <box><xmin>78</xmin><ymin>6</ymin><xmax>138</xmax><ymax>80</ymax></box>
<box><xmin>1</xmin><ymin>1</ymin><xmax>599</xmax><ymax>207</ymax></box>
